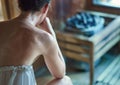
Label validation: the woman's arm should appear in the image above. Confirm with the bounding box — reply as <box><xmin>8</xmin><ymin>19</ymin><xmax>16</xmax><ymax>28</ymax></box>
<box><xmin>37</xmin><ymin>17</ymin><xmax>65</xmax><ymax>63</ymax></box>
<box><xmin>37</xmin><ymin>17</ymin><xmax>66</xmax><ymax>78</ymax></box>
<box><xmin>43</xmin><ymin>36</ymin><xmax>66</xmax><ymax>78</ymax></box>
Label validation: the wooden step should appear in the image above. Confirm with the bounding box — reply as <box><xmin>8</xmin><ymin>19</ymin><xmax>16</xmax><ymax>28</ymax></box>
<box><xmin>95</xmin><ymin>55</ymin><xmax>120</xmax><ymax>85</ymax></box>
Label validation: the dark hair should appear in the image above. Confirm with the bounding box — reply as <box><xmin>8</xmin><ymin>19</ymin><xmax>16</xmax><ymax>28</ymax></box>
<box><xmin>18</xmin><ymin>0</ymin><xmax>51</xmax><ymax>12</ymax></box>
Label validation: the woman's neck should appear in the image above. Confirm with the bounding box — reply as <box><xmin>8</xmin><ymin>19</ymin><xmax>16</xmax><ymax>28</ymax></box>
<box><xmin>16</xmin><ymin>12</ymin><xmax>41</xmax><ymax>26</ymax></box>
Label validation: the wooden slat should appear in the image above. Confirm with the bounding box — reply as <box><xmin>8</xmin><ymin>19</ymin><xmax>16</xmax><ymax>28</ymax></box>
<box><xmin>58</xmin><ymin>41</ymin><xmax>90</xmax><ymax>54</ymax></box>
<box><xmin>89</xmin><ymin>16</ymin><xmax>120</xmax><ymax>45</ymax></box>
<box><xmin>89</xmin><ymin>43</ymin><xmax>94</xmax><ymax>85</ymax></box>
<box><xmin>109</xmin><ymin>68</ymin><xmax>120</xmax><ymax>85</ymax></box>
<box><xmin>95</xmin><ymin>28</ymin><xmax>120</xmax><ymax>53</ymax></box>
<box><xmin>94</xmin><ymin>35</ymin><xmax>120</xmax><ymax>61</ymax></box>
<box><xmin>96</xmin><ymin>56</ymin><xmax>120</xmax><ymax>82</ymax></box>
<box><xmin>103</xmin><ymin>59</ymin><xmax>120</xmax><ymax>84</ymax></box>
<box><xmin>56</xmin><ymin>31</ymin><xmax>92</xmax><ymax>46</ymax></box>
<box><xmin>61</xmin><ymin>50</ymin><xmax>89</xmax><ymax>63</ymax></box>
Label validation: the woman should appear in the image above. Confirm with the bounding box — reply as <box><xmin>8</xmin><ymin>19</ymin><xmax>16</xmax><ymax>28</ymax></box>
<box><xmin>0</xmin><ymin>0</ymin><xmax>72</xmax><ymax>85</ymax></box>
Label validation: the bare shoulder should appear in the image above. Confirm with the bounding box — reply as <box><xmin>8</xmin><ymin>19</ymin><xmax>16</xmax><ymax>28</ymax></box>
<box><xmin>33</xmin><ymin>27</ymin><xmax>56</xmax><ymax>50</ymax></box>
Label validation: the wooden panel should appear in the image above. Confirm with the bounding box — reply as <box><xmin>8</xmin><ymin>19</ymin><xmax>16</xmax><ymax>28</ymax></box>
<box><xmin>95</xmin><ymin>27</ymin><xmax>120</xmax><ymax>53</ymax></box>
<box><xmin>94</xmin><ymin>35</ymin><xmax>120</xmax><ymax>61</ymax></box>
<box><xmin>52</xmin><ymin>0</ymin><xmax>86</xmax><ymax>20</ymax></box>
<box><xmin>61</xmin><ymin>49</ymin><xmax>89</xmax><ymax>63</ymax></box>
<box><xmin>56</xmin><ymin>31</ymin><xmax>93</xmax><ymax>64</ymax></box>
<box><xmin>1</xmin><ymin>0</ymin><xmax>19</xmax><ymax>20</ymax></box>
<box><xmin>56</xmin><ymin>31</ymin><xmax>92</xmax><ymax>46</ymax></box>
<box><xmin>89</xmin><ymin>17</ymin><xmax>120</xmax><ymax>45</ymax></box>
<box><xmin>96</xmin><ymin>55</ymin><xmax>120</xmax><ymax>85</ymax></box>
<box><xmin>58</xmin><ymin>41</ymin><xmax>90</xmax><ymax>54</ymax></box>
<box><xmin>67</xmin><ymin>0</ymin><xmax>86</xmax><ymax>17</ymax></box>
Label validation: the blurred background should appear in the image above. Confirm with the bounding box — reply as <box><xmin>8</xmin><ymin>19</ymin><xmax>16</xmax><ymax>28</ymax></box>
<box><xmin>0</xmin><ymin>0</ymin><xmax>120</xmax><ymax>85</ymax></box>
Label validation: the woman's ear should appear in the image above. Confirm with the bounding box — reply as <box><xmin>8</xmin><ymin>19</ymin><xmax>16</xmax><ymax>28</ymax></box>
<box><xmin>36</xmin><ymin>4</ymin><xmax>49</xmax><ymax>25</ymax></box>
<box><xmin>41</xmin><ymin>4</ymin><xmax>49</xmax><ymax>14</ymax></box>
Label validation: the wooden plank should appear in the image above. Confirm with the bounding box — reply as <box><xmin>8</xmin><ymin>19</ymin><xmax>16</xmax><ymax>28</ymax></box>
<box><xmin>89</xmin><ymin>16</ymin><xmax>120</xmax><ymax>45</ymax></box>
<box><xmin>109</xmin><ymin>67</ymin><xmax>120</xmax><ymax>85</ymax></box>
<box><xmin>95</xmin><ymin>28</ymin><xmax>120</xmax><ymax>53</ymax></box>
<box><xmin>56</xmin><ymin>31</ymin><xmax>92</xmax><ymax>46</ymax></box>
<box><xmin>61</xmin><ymin>50</ymin><xmax>89</xmax><ymax>63</ymax></box>
<box><xmin>94</xmin><ymin>36</ymin><xmax>120</xmax><ymax>61</ymax></box>
<box><xmin>96</xmin><ymin>56</ymin><xmax>120</xmax><ymax>82</ymax></box>
<box><xmin>58</xmin><ymin>41</ymin><xmax>90</xmax><ymax>54</ymax></box>
<box><xmin>103</xmin><ymin>59</ymin><xmax>120</xmax><ymax>84</ymax></box>
<box><xmin>89</xmin><ymin>43</ymin><xmax>94</xmax><ymax>85</ymax></box>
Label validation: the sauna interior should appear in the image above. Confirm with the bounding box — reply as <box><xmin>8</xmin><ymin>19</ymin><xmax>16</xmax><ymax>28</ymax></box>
<box><xmin>0</xmin><ymin>0</ymin><xmax>120</xmax><ymax>85</ymax></box>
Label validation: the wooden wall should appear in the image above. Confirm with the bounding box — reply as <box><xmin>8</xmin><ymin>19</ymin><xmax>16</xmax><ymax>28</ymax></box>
<box><xmin>51</xmin><ymin>0</ymin><xmax>86</xmax><ymax>20</ymax></box>
<box><xmin>47</xmin><ymin>0</ymin><xmax>86</xmax><ymax>29</ymax></box>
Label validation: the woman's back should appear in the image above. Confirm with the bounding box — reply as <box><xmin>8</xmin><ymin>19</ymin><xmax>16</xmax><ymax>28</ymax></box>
<box><xmin>0</xmin><ymin>20</ymin><xmax>42</xmax><ymax>66</ymax></box>
<box><xmin>0</xmin><ymin>0</ymin><xmax>73</xmax><ymax>84</ymax></box>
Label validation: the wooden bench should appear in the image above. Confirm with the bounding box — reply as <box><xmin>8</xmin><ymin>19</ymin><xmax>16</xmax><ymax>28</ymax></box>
<box><xmin>95</xmin><ymin>55</ymin><xmax>120</xmax><ymax>85</ymax></box>
<box><xmin>56</xmin><ymin>12</ymin><xmax>120</xmax><ymax>85</ymax></box>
